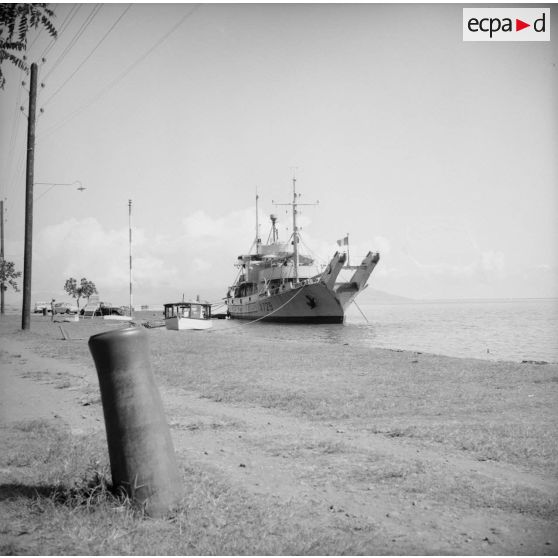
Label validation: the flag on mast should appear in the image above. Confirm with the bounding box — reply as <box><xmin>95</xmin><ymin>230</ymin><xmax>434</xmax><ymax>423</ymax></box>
<box><xmin>337</xmin><ymin>235</ymin><xmax>349</xmax><ymax>247</ymax></box>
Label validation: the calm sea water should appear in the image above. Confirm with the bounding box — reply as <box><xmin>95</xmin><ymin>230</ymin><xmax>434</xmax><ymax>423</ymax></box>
<box><xmin>215</xmin><ymin>298</ymin><xmax>558</xmax><ymax>363</ymax></box>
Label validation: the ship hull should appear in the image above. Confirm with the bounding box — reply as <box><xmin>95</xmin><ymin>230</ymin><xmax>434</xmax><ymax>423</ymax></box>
<box><xmin>227</xmin><ymin>281</ymin><xmax>345</xmax><ymax>324</ymax></box>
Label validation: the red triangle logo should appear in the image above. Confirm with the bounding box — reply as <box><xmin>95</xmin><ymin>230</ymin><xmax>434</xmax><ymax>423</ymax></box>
<box><xmin>516</xmin><ymin>19</ymin><xmax>530</xmax><ymax>31</ymax></box>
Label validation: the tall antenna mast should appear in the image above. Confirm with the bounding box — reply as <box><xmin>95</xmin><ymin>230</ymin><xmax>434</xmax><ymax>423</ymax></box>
<box><xmin>129</xmin><ymin>199</ymin><xmax>133</xmax><ymax>318</ymax></box>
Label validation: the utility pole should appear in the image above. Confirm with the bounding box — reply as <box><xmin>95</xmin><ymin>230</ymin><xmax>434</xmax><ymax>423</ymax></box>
<box><xmin>129</xmin><ymin>199</ymin><xmax>133</xmax><ymax>318</ymax></box>
<box><xmin>1</xmin><ymin>199</ymin><xmax>5</xmax><ymax>314</ymax></box>
<box><xmin>22</xmin><ymin>62</ymin><xmax>38</xmax><ymax>330</ymax></box>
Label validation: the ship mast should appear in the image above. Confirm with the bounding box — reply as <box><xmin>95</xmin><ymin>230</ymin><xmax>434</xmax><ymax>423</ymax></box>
<box><xmin>274</xmin><ymin>175</ymin><xmax>318</xmax><ymax>284</ymax></box>
<box><xmin>292</xmin><ymin>176</ymin><xmax>300</xmax><ymax>281</ymax></box>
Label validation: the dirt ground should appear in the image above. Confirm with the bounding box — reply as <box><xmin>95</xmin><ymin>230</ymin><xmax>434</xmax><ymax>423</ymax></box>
<box><xmin>1</xmin><ymin>317</ymin><xmax>557</xmax><ymax>555</ymax></box>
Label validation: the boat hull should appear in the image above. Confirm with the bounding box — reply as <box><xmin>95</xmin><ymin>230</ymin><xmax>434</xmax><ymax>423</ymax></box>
<box><xmin>165</xmin><ymin>317</ymin><xmax>212</xmax><ymax>330</ymax></box>
<box><xmin>226</xmin><ymin>282</ymin><xmax>344</xmax><ymax>324</ymax></box>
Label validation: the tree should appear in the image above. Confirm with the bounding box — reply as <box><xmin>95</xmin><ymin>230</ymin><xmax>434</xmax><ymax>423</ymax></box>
<box><xmin>0</xmin><ymin>259</ymin><xmax>22</xmax><ymax>292</ymax></box>
<box><xmin>0</xmin><ymin>3</ymin><xmax>57</xmax><ymax>89</ymax></box>
<box><xmin>64</xmin><ymin>277</ymin><xmax>98</xmax><ymax>309</ymax></box>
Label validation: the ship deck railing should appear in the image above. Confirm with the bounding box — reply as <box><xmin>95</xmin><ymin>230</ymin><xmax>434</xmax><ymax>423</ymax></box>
<box><xmin>258</xmin><ymin>275</ymin><xmax>322</xmax><ymax>297</ymax></box>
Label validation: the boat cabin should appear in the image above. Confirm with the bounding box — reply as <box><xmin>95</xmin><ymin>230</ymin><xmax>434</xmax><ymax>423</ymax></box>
<box><xmin>164</xmin><ymin>301</ymin><xmax>211</xmax><ymax>320</ymax></box>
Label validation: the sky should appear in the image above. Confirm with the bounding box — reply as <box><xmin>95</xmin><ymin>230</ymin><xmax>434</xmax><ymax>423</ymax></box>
<box><xmin>1</xmin><ymin>2</ymin><xmax>557</xmax><ymax>307</ymax></box>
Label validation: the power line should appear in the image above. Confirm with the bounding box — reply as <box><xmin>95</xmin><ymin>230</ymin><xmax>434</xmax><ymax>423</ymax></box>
<box><xmin>5</xmin><ymin>147</ymin><xmax>26</xmax><ymax>207</ymax></box>
<box><xmin>42</xmin><ymin>4</ymin><xmax>132</xmax><ymax>107</ymax></box>
<box><xmin>39</xmin><ymin>4</ymin><xmax>201</xmax><ymax>140</ymax></box>
<box><xmin>1</xmin><ymin>6</ymin><xmax>82</xmax><ymax>207</ymax></box>
<box><xmin>27</xmin><ymin>8</ymin><xmax>49</xmax><ymax>51</ymax></box>
<box><xmin>40</xmin><ymin>4</ymin><xmax>81</xmax><ymax>61</ymax></box>
<box><xmin>23</xmin><ymin>3</ymin><xmax>60</xmax><ymax>53</ymax></box>
<box><xmin>42</xmin><ymin>4</ymin><xmax>103</xmax><ymax>81</ymax></box>
<box><xmin>3</xmin><ymin>74</ymin><xmax>26</xmax><ymax>200</ymax></box>
<box><xmin>4</xmin><ymin>113</ymin><xmax>27</xmax><ymax>204</ymax></box>
<box><xmin>43</xmin><ymin>4</ymin><xmax>102</xmax><ymax>80</ymax></box>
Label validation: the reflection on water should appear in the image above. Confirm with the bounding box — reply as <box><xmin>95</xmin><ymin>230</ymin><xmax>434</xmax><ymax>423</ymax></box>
<box><xmin>214</xmin><ymin>298</ymin><xmax>558</xmax><ymax>363</ymax></box>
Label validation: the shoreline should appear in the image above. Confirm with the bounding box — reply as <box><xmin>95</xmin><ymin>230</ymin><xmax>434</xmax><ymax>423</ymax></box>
<box><xmin>2</xmin><ymin>300</ymin><xmax>557</xmax><ymax>365</ymax></box>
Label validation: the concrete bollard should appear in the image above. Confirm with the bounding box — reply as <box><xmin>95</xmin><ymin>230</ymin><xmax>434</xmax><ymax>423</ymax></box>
<box><xmin>88</xmin><ymin>327</ymin><xmax>182</xmax><ymax>516</ymax></box>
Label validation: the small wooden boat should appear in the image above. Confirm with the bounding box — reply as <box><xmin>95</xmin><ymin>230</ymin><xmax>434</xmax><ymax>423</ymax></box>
<box><xmin>164</xmin><ymin>301</ymin><xmax>212</xmax><ymax>330</ymax></box>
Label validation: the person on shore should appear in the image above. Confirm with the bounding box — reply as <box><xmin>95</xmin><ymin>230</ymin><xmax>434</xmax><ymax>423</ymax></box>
<box><xmin>50</xmin><ymin>299</ymin><xmax>55</xmax><ymax>321</ymax></box>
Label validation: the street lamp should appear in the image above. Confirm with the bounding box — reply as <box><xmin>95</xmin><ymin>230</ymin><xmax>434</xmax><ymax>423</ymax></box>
<box><xmin>34</xmin><ymin>181</ymin><xmax>86</xmax><ymax>202</ymax></box>
<box><xmin>21</xmin><ymin>179</ymin><xmax>85</xmax><ymax>330</ymax></box>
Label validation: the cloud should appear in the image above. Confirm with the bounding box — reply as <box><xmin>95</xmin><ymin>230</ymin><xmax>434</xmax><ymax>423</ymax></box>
<box><xmin>181</xmin><ymin>210</ymin><xmax>224</xmax><ymax>240</ymax></box>
<box><xmin>402</xmin><ymin>217</ymin><xmax>479</xmax><ymax>269</ymax></box>
<box><xmin>34</xmin><ymin>218</ymin><xmax>156</xmax><ymax>300</ymax></box>
<box><xmin>31</xmin><ymin>208</ymin><xmax>258</xmax><ymax>304</ymax></box>
<box><xmin>480</xmin><ymin>250</ymin><xmax>505</xmax><ymax>273</ymax></box>
<box><xmin>180</xmin><ymin>208</ymin><xmax>255</xmax><ymax>244</ymax></box>
<box><xmin>13</xmin><ymin>210</ymin><xmax>558</xmax><ymax>306</ymax></box>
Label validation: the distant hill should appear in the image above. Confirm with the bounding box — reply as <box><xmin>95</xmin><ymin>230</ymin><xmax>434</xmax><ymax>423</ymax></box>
<box><xmin>355</xmin><ymin>287</ymin><xmax>412</xmax><ymax>304</ymax></box>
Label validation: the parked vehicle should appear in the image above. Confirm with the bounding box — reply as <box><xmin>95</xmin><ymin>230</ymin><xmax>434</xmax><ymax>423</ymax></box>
<box><xmin>97</xmin><ymin>302</ymin><xmax>124</xmax><ymax>316</ymax></box>
<box><xmin>53</xmin><ymin>302</ymin><xmax>79</xmax><ymax>314</ymax></box>
<box><xmin>80</xmin><ymin>301</ymin><xmax>124</xmax><ymax>317</ymax></box>
<box><xmin>33</xmin><ymin>301</ymin><xmax>51</xmax><ymax>313</ymax></box>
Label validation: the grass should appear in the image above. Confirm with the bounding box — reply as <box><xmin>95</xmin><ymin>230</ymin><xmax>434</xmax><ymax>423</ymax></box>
<box><xmin>0</xmin><ymin>419</ymin><xmax>385</xmax><ymax>555</ymax></box>
<box><xmin>1</xmin><ymin>314</ymin><xmax>557</xmax><ymax>554</ymax></box>
<box><xmin>149</xmin><ymin>330</ymin><xmax>558</xmax><ymax>477</ymax></box>
<box><xmin>249</xmin><ymin>433</ymin><xmax>558</xmax><ymax>522</ymax></box>
<box><xmin>3</xmin><ymin>313</ymin><xmax>558</xmax><ymax>476</ymax></box>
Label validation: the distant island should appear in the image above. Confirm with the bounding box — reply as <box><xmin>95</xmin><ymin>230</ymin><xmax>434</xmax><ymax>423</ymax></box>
<box><xmin>355</xmin><ymin>288</ymin><xmax>412</xmax><ymax>304</ymax></box>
